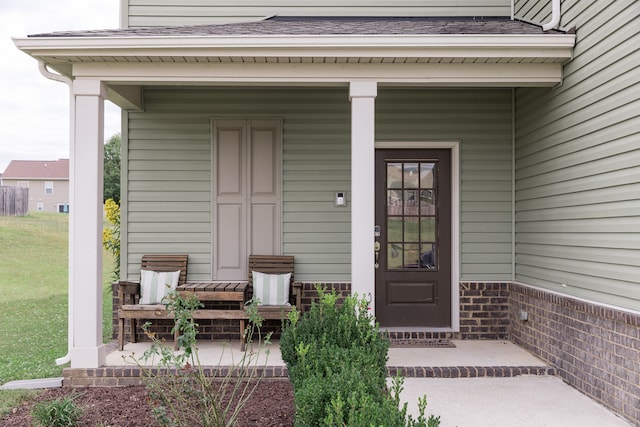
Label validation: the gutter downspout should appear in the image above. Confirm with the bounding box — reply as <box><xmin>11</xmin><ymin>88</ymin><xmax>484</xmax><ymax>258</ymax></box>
<box><xmin>542</xmin><ymin>0</ymin><xmax>561</xmax><ymax>31</ymax></box>
<box><xmin>38</xmin><ymin>61</ymin><xmax>74</xmax><ymax>366</ymax></box>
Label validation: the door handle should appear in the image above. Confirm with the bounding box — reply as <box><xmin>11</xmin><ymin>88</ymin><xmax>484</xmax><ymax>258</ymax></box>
<box><xmin>374</xmin><ymin>241</ymin><xmax>380</xmax><ymax>269</ymax></box>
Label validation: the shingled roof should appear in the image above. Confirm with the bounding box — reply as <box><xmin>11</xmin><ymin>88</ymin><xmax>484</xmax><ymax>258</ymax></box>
<box><xmin>3</xmin><ymin>159</ymin><xmax>69</xmax><ymax>180</ymax></box>
<box><xmin>29</xmin><ymin>16</ymin><xmax>560</xmax><ymax>38</ymax></box>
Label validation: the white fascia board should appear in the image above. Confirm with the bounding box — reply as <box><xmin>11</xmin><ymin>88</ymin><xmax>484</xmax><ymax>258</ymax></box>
<box><xmin>72</xmin><ymin>61</ymin><xmax>563</xmax><ymax>86</ymax></box>
<box><xmin>14</xmin><ymin>33</ymin><xmax>576</xmax><ymax>60</ymax></box>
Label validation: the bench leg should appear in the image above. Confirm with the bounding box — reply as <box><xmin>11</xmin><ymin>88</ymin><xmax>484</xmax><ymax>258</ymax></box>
<box><xmin>130</xmin><ymin>318</ymin><xmax>137</xmax><ymax>344</ymax></box>
<box><xmin>118</xmin><ymin>317</ymin><xmax>125</xmax><ymax>351</ymax></box>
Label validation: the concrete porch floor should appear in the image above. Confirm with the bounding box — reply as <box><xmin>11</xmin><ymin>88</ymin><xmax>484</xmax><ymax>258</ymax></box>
<box><xmin>106</xmin><ymin>339</ymin><xmax>545</xmax><ymax>368</ymax></box>
<box><xmin>104</xmin><ymin>339</ymin><xmax>632</xmax><ymax>426</ymax></box>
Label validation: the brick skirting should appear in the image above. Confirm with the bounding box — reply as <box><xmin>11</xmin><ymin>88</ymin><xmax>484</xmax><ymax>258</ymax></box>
<box><xmin>509</xmin><ymin>283</ymin><xmax>640</xmax><ymax>424</ymax></box>
<box><xmin>459</xmin><ymin>282</ymin><xmax>510</xmax><ymax>339</ymax></box>
<box><xmin>387</xmin><ymin>365</ymin><xmax>556</xmax><ymax>378</ymax></box>
<box><xmin>63</xmin><ymin>364</ymin><xmax>555</xmax><ymax>387</ymax></box>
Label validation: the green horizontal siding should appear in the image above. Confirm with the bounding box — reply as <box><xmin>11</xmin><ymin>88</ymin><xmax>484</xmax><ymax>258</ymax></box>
<box><xmin>125</xmin><ymin>88</ymin><xmax>351</xmax><ymax>281</ymax></box>
<box><xmin>514</xmin><ymin>0</ymin><xmax>640</xmax><ymax>310</ymax></box>
<box><xmin>124</xmin><ymin>0</ymin><xmax>511</xmax><ymax>27</ymax></box>
<box><xmin>376</xmin><ymin>88</ymin><xmax>514</xmax><ymax>281</ymax></box>
<box><xmin>124</xmin><ymin>87</ymin><xmax>513</xmax><ymax>282</ymax></box>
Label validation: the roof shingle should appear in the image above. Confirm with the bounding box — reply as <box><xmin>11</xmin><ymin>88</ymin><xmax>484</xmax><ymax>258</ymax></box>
<box><xmin>29</xmin><ymin>16</ymin><xmax>561</xmax><ymax>38</ymax></box>
<box><xmin>3</xmin><ymin>159</ymin><xmax>69</xmax><ymax>180</ymax></box>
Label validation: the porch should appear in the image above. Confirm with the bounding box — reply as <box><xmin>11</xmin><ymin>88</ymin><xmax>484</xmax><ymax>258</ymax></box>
<box><xmin>66</xmin><ymin>338</ymin><xmax>552</xmax><ymax>387</ymax></box>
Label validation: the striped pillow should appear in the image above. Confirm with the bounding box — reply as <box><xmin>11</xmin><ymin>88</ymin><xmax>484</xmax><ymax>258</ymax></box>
<box><xmin>252</xmin><ymin>271</ymin><xmax>291</xmax><ymax>306</ymax></box>
<box><xmin>139</xmin><ymin>269</ymin><xmax>180</xmax><ymax>305</ymax></box>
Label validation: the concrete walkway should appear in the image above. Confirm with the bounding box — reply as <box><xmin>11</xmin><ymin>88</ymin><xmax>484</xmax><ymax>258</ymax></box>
<box><xmin>399</xmin><ymin>376</ymin><xmax>631</xmax><ymax>427</ymax></box>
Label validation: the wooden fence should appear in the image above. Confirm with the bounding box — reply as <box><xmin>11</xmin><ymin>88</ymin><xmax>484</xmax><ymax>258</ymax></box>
<box><xmin>0</xmin><ymin>186</ymin><xmax>29</xmax><ymax>216</ymax></box>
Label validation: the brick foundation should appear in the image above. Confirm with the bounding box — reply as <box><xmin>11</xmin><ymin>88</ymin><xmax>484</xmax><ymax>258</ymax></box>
<box><xmin>297</xmin><ymin>282</ymin><xmax>352</xmax><ymax>313</ymax></box>
<box><xmin>459</xmin><ymin>282</ymin><xmax>510</xmax><ymax>339</ymax></box>
<box><xmin>63</xmin><ymin>367</ymin><xmax>291</xmax><ymax>387</ymax></box>
<box><xmin>509</xmin><ymin>283</ymin><xmax>640</xmax><ymax>424</ymax></box>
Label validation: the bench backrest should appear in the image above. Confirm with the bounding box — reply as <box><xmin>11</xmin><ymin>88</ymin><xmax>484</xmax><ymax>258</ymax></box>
<box><xmin>248</xmin><ymin>255</ymin><xmax>295</xmax><ymax>304</ymax></box>
<box><xmin>140</xmin><ymin>254</ymin><xmax>188</xmax><ymax>286</ymax></box>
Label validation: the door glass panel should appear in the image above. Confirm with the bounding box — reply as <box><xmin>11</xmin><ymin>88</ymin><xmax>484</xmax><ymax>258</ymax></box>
<box><xmin>387</xmin><ymin>163</ymin><xmax>403</xmax><ymax>189</ymax></box>
<box><xmin>404</xmin><ymin>190</ymin><xmax>419</xmax><ymax>215</ymax></box>
<box><xmin>420</xmin><ymin>163</ymin><xmax>434</xmax><ymax>187</ymax></box>
<box><xmin>387</xmin><ymin>217</ymin><xmax>403</xmax><ymax>242</ymax></box>
<box><xmin>420</xmin><ymin>243</ymin><xmax>436</xmax><ymax>269</ymax></box>
<box><xmin>385</xmin><ymin>160</ymin><xmax>438</xmax><ymax>270</ymax></box>
<box><xmin>387</xmin><ymin>190</ymin><xmax>402</xmax><ymax>215</ymax></box>
<box><xmin>404</xmin><ymin>244</ymin><xmax>420</xmax><ymax>267</ymax></box>
<box><xmin>420</xmin><ymin>217</ymin><xmax>435</xmax><ymax>241</ymax></box>
<box><xmin>388</xmin><ymin>243</ymin><xmax>403</xmax><ymax>268</ymax></box>
<box><xmin>404</xmin><ymin>163</ymin><xmax>419</xmax><ymax>188</ymax></box>
<box><xmin>404</xmin><ymin>218</ymin><xmax>419</xmax><ymax>242</ymax></box>
<box><xmin>420</xmin><ymin>190</ymin><xmax>435</xmax><ymax>215</ymax></box>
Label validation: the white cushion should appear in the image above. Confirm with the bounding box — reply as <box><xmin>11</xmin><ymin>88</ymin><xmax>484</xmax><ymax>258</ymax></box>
<box><xmin>139</xmin><ymin>270</ymin><xmax>180</xmax><ymax>305</ymax></box>
<box><xmin>252</xmin><ymin>271</ymin><xmax>291</xmax><ymax>306</ymax></box>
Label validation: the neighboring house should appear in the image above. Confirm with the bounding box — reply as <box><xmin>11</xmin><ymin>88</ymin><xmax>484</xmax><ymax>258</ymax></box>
<box><xmin>1</xmin><ymin>159</ymin><xmax>70</xmax><ymax>213</ymax></box>
<box><xmin>13</xmin><ymin>0</ymin><xmax>639</xmax><ymax>423</ymax></box>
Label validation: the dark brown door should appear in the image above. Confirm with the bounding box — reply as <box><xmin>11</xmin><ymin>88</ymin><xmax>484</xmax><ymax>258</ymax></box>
<box><xmin>375</xmin><ymin>149</ymin><xmax>451</xmax><ymax>327</ymax></box>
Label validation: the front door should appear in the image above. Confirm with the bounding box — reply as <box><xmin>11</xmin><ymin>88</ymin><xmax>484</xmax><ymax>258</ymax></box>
<box><xmin>375</xmin><ymin>149</ymin><xmax>451</xmax><ymax>327</ymax></box>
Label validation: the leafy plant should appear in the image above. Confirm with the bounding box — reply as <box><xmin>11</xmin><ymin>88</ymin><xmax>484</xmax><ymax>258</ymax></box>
<box><xmin>128</xmin><ymin>292</ymin><xmax>271</xmax><ymax>427</ymax></box>
<box><xmin>31</xmin><ymin>394</ymin><xmax>83</xmax><ymax>427</ymax></box>
<box><xmin>103</xmin><ymin>133</ymin><xmax>121</xmax><ymax>204</ymax></box>
<box><xmin>102</xmin><ymin>199</ymin><xmax>120</xmax><ymax>280</ymax></box>
<box><xmin>280</xmin><ymin>286</ymin><xmax>440</xmax><ymax>427</ymax></box>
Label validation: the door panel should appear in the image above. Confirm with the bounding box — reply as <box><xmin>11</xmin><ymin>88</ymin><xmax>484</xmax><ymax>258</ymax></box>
<box><xmin>213</xmin><ymin>119</ymin><xmax>282</xmax><ymax>280</ymax></box>
<box><xmin>214</xmin><ymin>121</ymin><xmax>246</xmax><ymax>279</ymax></box>
<box><xmin>375</xmin><ymin>149</ymin><xmax>451</xmax><ymax>327</ymax></box>
<box><xmin>251</xmin><ymin>204</ymin><xmax>278</xmax><ymax>255</ymax></box>
<box><xmin>216</xmin><ymin>204</ymin><xmax>244</xmax><ymax>277</ymax></box>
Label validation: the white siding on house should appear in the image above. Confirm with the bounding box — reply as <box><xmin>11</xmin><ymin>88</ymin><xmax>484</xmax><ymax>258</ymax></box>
<box><xmin>123</xmin><ymin>0</ymin><xmax>511</xmax><ymax>28</ymax></box>
<box><xmin>514</xmin><ymin>0</ymin><xmax>640</xmax><ymax>309</ymax></box>
<box><xmin>124</xmin><ymin>87</ymin><xmax>513</xmax><ymax>282</ymax></box>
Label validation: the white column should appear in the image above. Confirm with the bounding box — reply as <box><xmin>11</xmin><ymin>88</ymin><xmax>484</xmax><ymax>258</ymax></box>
<box><xmin>69</xmin><ymin>79</ymin><xmax>106</xmax><ymax>368</ymax></box>
<box><xmin>349</xmin><ymin>81</ymin><xmax>377</xmax><ymax>310</ymax></box>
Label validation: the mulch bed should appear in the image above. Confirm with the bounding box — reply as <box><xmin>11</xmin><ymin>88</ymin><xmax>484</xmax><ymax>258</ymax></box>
<box><xmin>0</xmin><ymin>380</ymin><xmax>295</xmax><ymax>427</ymax></box>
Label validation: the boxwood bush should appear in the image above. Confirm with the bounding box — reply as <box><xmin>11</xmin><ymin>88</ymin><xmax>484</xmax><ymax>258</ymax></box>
<box><xmin>280</xmin><ymin>287</ymin><xmax>440</xmax><ymax>427</ymax></box>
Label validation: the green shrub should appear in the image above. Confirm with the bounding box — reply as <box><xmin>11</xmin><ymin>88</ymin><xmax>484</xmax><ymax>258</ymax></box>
<box><xmin>280</xmin><ymin>287</ymin><xmax>388</xmax><ymax>381</ymax></box>
<box><xmin>31</xmin><ymin>394</ymin><xmax>83</xmax><ymax>427</ymax></box>
<box><xmin>281</xmin><ymin>287</ymin><xmax>439</xmax><ymax>426</ymax></box>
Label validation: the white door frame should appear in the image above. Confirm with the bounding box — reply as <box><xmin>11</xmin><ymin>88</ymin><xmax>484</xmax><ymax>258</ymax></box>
<box><xmin>372</xmin><ymin>140</ymin><xmax>461</xmax><ymax>331</ymax></box>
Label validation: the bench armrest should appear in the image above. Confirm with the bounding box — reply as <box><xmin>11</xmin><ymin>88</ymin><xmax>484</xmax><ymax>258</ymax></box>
<box><xmin>292</xmin><ymin>281</ymin><xmax>302</xmax><ymax>309</ymax></box>
<box><xmin>117</xmin><ymin>280</ymin><xmax>141</xmax><ymax>305</ymax></box>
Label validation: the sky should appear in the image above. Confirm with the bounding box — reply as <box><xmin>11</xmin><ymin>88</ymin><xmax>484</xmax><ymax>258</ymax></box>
<box><xmin>0</xmin><ymin>0</ymin><xmax>122</xmax><ymax>173</ymax></box>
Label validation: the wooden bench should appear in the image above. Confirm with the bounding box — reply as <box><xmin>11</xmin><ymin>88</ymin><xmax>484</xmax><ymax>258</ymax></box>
<box><xmin>117</xmin><ymin>254</ymin><xmax>299</xmax><ymax>351</ymax></box>
<box><xmin>117</xmin><ymin>254</ymin><xmax>189</xmax><ymax>350</ymax></box>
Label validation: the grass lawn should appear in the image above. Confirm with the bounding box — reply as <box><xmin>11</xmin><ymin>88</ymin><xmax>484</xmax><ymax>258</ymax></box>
<box><xmin>0</xmin><ymin>212</ymin><xmax>115</xmax><ymax>405</ymax></box>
